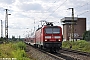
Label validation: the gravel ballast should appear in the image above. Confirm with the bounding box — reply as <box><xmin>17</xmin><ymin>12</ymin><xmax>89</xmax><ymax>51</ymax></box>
<box><xmin>25</xmin><ymin>45</ymin><xmax>58</xmax><ymax>60</ymax></box>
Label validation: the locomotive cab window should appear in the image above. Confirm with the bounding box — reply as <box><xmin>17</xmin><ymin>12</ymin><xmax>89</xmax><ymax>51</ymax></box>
<box><xmin>45</xmin><ymin>28</ymin><xmax>60</xmax><ymax>34</ymax></box>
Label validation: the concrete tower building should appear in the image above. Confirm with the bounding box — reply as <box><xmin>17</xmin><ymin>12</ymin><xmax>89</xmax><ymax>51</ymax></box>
<box><xmin>61</xmin><ymin>17</ymin><xmax>86</xmax><ymax>41</ymax></box>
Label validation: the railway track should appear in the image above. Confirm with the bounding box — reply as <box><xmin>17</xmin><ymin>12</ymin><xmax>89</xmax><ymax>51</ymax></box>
<box><xmin>44</xmin><ymin>52</ymin><xmax>77</xmax><ymax>60</ymax></box>
<box><xmin>26</xmin><ymin>44</ymin><xmax>90</xmax><ymax>60</ymax></box>
<box><xmin>41</xmin><ymin>51</ymin><xmax>65</xmax><ymax>60</ymax></box>
<box><xmin>61</xmin><ymin>48</ymin><xmax>90</xmax><ymax>57</ymax></box>
<box><xmin>27</xmin><ymin>44</ymin><xmax>79</xmax><ymax>60</ymax></box>
<box><xmin>58</xmin><ymin>48</ymin><xmax>90</xmax><ymax>60</ymax></box>
<box><xmin>42</xmin><ymin>48</ymin><xmax>90</xmax><ymax>60</ymax></box>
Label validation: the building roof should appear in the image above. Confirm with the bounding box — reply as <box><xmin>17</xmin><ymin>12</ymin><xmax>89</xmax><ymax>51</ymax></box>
<box><xmin>61</xmin><ymin>17</ymin><xmax>78</xmax><ymax>22</ymax></box>
<box><xmin>61</xmin><ymin>17</ymin><xmax>78</xmax><ymax>25</ymax></box>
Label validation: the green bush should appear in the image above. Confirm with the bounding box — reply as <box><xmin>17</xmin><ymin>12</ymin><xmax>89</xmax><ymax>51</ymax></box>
<box><xmin>11</xmin><ymin>42</ymin><xmax>29</xmax><ymax>60</ymax></box>
<box><xmin>12</xmin><ymin>49</ymin><xmax>29</xmax><ymax>60</ymax></box>
<box><xmin>12</xmin><ymin>41</ymin><xmax>26</xmax><ymax>50</ymax></box>
<box><xmin>0</xmin><ymin>41</ymin><xmax>30</xmax><ymax>60</ymax></box>
<box><xmin>83</xmin><ymin>31</ymin><xmax>90</xmax><ymax>41</ymax></box>
<box><xmin>17</xmin><ymin>42</ymin><xmax>26</xmax><ymax>50</ymax></box>
<box><xmin>62</xmin><ymin>41</ymin><xmax>71</xmax><ymax>48</ymax></box>
<box><xmin>62</xmin><ymin>40</ymin><xmax>90</xmax><ymax>53</ymax></box>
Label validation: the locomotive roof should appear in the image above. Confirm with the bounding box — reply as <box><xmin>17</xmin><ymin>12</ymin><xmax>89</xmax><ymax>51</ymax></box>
<box><xmin>36</xmin><ymin>25</ymin><xmax>60</xmax><ymax>31</ymax></box>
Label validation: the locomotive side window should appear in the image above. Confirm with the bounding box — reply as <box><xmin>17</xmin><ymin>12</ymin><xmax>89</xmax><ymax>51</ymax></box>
<box><xmin>45</xmin><ymin>28</ymin><xmax>60</xmax><ymax>34</ymax></box>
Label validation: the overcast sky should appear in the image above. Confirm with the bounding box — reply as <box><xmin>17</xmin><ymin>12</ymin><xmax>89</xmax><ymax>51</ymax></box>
<box><xmin>0</xmin><ymin>0</ymin><xmax>90</xmax><ymax>38</ymax></box>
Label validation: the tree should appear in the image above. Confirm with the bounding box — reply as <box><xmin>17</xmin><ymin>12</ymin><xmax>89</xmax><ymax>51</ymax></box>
<box><xmin>83</xmin><ymin>30</ymin><xmax>90</xmax><ymax>41</ymax></box>
<box><xmin>12</xmin><ymin>36</ymin><xmax>16</xmax><ymax>41</ymax></box>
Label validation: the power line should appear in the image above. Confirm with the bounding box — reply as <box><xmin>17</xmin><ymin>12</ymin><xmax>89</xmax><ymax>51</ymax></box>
<box><xmin>75</xmin><ymin>3</ymin><xmax>88</xmax><ymax>9</ymax></box>
<box><xmin>74</xmin><ymin>2</ymin><xmax>90</xmax><ymax>11</ymax></box>
<box><xmin>40</xmin><ymin>0</ymin><xmax>60</xmax><ymax>20</ymax></box>
<box><xmin>45</xmin><ymin>0</ymin><xmax>67</xmax><ymax>20</ymax></box>
<box><xmin>76</xmin><ymin>2</ymin><xmax>90</xmax><ymax>16</ymax></box>
<box><xmin>77</xmin><ymin>10</ymin><xmax>89</xmax><ymax>16</ymax></box>
<box><xmin>46</xmin><ymin>0</ymin><xmax>60</xmax><ymax>11</ymax></box>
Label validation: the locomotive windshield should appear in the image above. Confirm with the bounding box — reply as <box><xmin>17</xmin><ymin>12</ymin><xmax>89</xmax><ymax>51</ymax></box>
<box><xmin>45</xmin><ymin>28</ymin><xmax>60</xmax><ymax>34</ymax></box>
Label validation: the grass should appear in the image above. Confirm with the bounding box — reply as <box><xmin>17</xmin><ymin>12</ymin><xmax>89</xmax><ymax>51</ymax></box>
<box><xmin>0</xmin><ymin>41</ymin><xmax>30</xmax><ymax>60</ymax></box>
<box><xmin>62</xmin><ymin>40</ymin><xmax>90</xmax><ymax>53</ymax></box>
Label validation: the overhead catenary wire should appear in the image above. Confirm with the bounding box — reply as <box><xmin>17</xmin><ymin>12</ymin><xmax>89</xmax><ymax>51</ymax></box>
<box><xmin>46</xmin><ymin>0</ymin><xmax>60</xmax><ymax>11</ymax></box>
<box><xmin>40</xmin><ymin>0</ymin><xmax>60</xmax><ymax>20</ymax></box>
<box><xmin>77</xmin><ymin>10</ymin><xmax>89</xmax><ymax>17</ymax></box>
<box><xmin>38</xmin><ymin>0</ymin><xmax>61</xmax><ymax>27</ymax></box>
<box><xmin>74</xmin><ymin>3</ymin><xmax>88</xmax><ymax>10</ymax></box>
<box><xmin>45</xmin><ymin>0</ymin><xmax>67</xmax><ymax>21</ymax></box>
<box><xmin>67</xmin><ymin>1</ymin><xmax>90</xmax><ymax>17</ymax></box>
<box><xmin>76</xmin><ymin>2</ymin><xmax>90</xmax><ymax>16</ymax></box>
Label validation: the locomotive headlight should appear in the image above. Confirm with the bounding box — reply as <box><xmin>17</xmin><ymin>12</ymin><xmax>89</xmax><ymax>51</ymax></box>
<box><xmin>45</xmin><ymin>39</ymin><xmax>47</xmax><ymax>41</ymax></box>
<box><xmin>58</xmin><ymin>40</ymin><xmax>61</xmax><ymax>41</ymax></box>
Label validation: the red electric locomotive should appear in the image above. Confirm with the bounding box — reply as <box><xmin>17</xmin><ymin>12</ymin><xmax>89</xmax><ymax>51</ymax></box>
<box><xmin>35</xmin><ymin>22</ymin><xmax>63</xmax><ymax>52</ymax></box>
<box><xmin>24</xmin><ymin>22</ymin><xmax>63</xmax><ymax>52</ymax></box>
